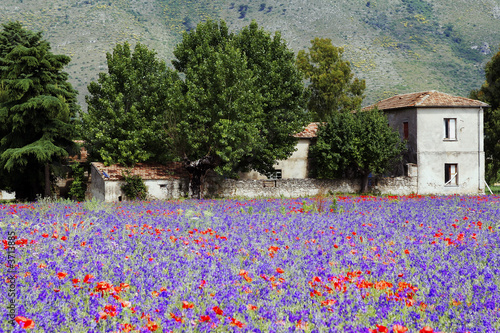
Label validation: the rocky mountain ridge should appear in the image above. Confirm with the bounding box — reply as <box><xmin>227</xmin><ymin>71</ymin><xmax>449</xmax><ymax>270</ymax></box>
<box><xmin>1</xmin><ymin>0</ymin><xmax>499</xmax><ymax>108</ymax></box>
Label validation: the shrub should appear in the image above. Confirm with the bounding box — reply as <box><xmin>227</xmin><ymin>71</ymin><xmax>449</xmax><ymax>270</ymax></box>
<box><xmin>121</xmin><ymin>172</ymin><xmax>147</xmax><ymax>200</ymax></box>
<box><xmin>68</xmin><ymin>163</ymin><xmax>87</xmax><ymax>201</ymax></box>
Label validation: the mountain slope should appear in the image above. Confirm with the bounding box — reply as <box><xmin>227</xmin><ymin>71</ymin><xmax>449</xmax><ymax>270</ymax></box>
<box><xmin>1</xmin><ymin>0</ymin><xmax>499</xmax><ymax>108</ymax></box>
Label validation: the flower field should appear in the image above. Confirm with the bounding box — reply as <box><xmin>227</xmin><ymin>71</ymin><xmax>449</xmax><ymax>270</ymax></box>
<box><xmin>1</xmin><ymin>195</ymin><xmax>499</xmax><ymax>332</ymax></box>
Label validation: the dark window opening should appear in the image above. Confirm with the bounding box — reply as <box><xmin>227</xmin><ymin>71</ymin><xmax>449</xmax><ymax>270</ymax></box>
<box><xmin>268</xmin><ymin>169</ymin><xmax>282</xmax><ymax>180</ymax></box>
<box><xmin>444</xmin><ymin>163</ymin><xmax>458</xmax><ymax>186</ymax></box>
<box><xmin>403</xmin><ymin>122</ymin><xmax>409</xmax><ymax>140</ymax></box>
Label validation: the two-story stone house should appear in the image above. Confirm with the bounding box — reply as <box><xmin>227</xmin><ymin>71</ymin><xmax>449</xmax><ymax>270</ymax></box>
<box><xmin>365</xmin><ymin>90</ymin><xmax>489</xmax><ymax>195</ymax></box>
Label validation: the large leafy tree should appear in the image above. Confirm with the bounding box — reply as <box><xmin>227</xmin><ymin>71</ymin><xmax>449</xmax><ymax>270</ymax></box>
<box><xmin>310</xmin><ymin>109</ymin><xmax>406</xmax><ymax>193</ymax></box>
<box><xmin>0</xmin><ymin>21</ymin><xmax>79</xmax><ymax>200</ymax></box>
<box><xmin>173</xmin><ymin>20</ymin><xmax>307</xmax><ymax>198</ymax></box>
<box><xmin>82</xmin><ymin>42</ymin><xmax>182</xmax><ymax>166</ymax></box>
<box><xmin>470</xmin><ymin>47</ymin><xmax>500</xmax><ymax>184</ymax></box>
<box><xmin>296</xmin><ymin>38</ymin><xmax>366</xmax><ymax>121</ymax></box>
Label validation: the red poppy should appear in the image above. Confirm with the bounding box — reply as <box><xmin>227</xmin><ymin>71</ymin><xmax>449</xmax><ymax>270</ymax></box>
<box><xmin>120</xmin><ymin>300</ymin><xmax>131</xmax><ymax>308</ymax></box>
<box><xmin>104</xmin><ymin>304</ymin><xmax>118</xmax><ymax>317</ymax></box>
<box><xmin>247</xmin><ymin>304</ymin><xmax>257</xmax><ymax>310</ymax></box>
<box><xmin>83</xmin><ymin>274</ymin><xmax>95</xmax><ymax>283</ymax></box>
<box><xmin>14</xmin><ymin>316</ymin><xmax>35</xmax><ymax>329</ymax></box>
<box><xmin>57</xmin><ymin>272</ymin><xmax>67</xmax><ymax>280</ymax></box>
<box><xmin>61</xmin><ymin>236</ymin><xmax>67</xmax><ymax>241</ymax></box>
<box><xmin>376</xmin><ymin>325</ymin><xmax>388</xmax><ymax>333</ymax></box>
<box><xmin>213</xmin><ymin>306</ymin><xmax>223</xmax><ymax>315</ymax></box>
<box><xmin>393</xmin><ymin>325</ymin><xmax>409</xmax><ymax>333</ymax></box>
<box><xmin>276</xmin><ymin>267</ymin><xmax>284</xmax><ymax>274</ymax></box>
<box><xmin>145</xmin><ymin>319</ymin><xmax>158</xmax><ymax>332</ymax></box>
<box><xmin>119</xmin><ymin>323</ymin><xmax>134</xmax><ymax>332</ymax></box>
<box><xmin>320</xmin><ymin>299</ymin><xmax>337</xmax><ymax>306</ymax></box>
<box><xmin>419</xmin><ymin>327</ymin><xmax>434</xmax><ymax>333</ymax></box>
<box><xmin>200</xmin><ymin>315</ymin><xmax>211</xmax><ymax>322</ymax></box>
<box><xmin>170</xmin><ymin>313</ymin><xmax>183</xmax><ymax>323</ymax></box>
<box><xmin>182</xmin><ymin>301</ymin><xmax>194</xmax><ymax>309</ymax></box>
<box><xmin>94</xmin><ymin>281</ymin><xmax>114</xmax><ymax>295</ymax></box>
<box><xmin>229</xmin><ymin>317</ymin><xmax>245</xmax><ymax>328</ymax></box>
<box><xmin>97</xmin><ymin>312</ymin><xmax>108</xmax><ymax>321</ymax></box>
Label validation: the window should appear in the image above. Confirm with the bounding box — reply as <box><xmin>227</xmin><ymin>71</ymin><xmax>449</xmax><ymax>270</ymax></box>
<box><xmin>444</xmin><ymin>164</ymin><xmax>458</xmax><ymax>186</ymax></box>
<box><xmin>267</xmin><ymin>169</ymin><xmax>282</xmax><ymax>180</ymax></box>
<box><xmin>444</xmin><ymin>118</ymin><xmax>457</xmax><ymax>140</ymax></box>
<box><xmin>403</xmin><ymin>122</ymin><xmax>409</xmax><ymax>140</ymax></box>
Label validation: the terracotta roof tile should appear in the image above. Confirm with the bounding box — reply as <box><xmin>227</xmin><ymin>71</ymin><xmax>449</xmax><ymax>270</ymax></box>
<box><xmin>294</xmin><ymin>122</ymin><xmax>321</xmax><ymax>138</ymax></box>
<box><xmin>92</xmin><ymin>162</ymin><xmax>189</xmax><ymax>181</ymax></box>
<box><xmin>68</xmin><ymin>141</ymin><xmax>88</xmax><ymax>163</ymax></box>
<box><xmin>363</xmin><ymin>91</ymin><xmax>489</xmax><ymax>111</ymax></box>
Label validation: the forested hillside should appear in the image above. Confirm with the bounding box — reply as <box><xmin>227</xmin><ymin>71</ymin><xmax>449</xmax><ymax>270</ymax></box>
<box><xmin>1</xmin><ymin>0</ymin><xmax>500</xmax><ymax>107</ymax></box>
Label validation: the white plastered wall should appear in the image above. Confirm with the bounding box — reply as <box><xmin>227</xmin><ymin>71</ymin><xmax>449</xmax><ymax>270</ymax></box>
<box><xmin>416</xmin><ymin>107</ymin><xmax>485</xmax><ymax>194</ymax></box>
<box><xmin>238</xmin><ymin>138</ymin><xmax>311</xmax><ymax>180</ymax></box>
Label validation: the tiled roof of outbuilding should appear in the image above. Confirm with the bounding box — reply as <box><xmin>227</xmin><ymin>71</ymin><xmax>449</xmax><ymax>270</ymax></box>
<box><xmin>294</xmin><ymin>122</ymin><xmax>320</xmax><ymax>138</ymax></box>
<box><xmin>364</xmin><ymin>90</ymin><xmax>489</xmax><ymax>111</ymax></box>
<box><xmin>92</xmin><ymin>162</ymin><xmax>189</xmax><ymax>181</ymax></box>
<box><xmin>68</xmin><ymin>140</ymin><xmax>88</xmax><ymax>163</ymax></box>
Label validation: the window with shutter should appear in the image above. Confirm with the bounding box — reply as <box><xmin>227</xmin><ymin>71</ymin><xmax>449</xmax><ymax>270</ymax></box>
<box><xmin>444</xmin><ymin>118</ymin><xmax>457</xmax><ymax>140</ymax></box>
<box><xmin>444</xmin><ymin>163</ymin><xmax>458</xmax><ymax>186</ymax></box>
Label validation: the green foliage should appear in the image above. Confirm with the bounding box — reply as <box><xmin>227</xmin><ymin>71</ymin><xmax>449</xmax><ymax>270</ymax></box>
<box><xmin>470</xmin><ymin>47</ymin><xmax>500</xmax><ymax>183</ymax></box>
<box><xmin>310</xmin><ymin>109</ymin><xmax>406</xmax><ymax>192</ymax></box>
<box><xmin>0</xmin><ymin>21</ymin><xmax>79</xmax><ymax>200</ymax></box>
<box><xmin>120</xmin><ymin>172</ymin><xmax>147</xmax><ymax>200</ymax></box>
<box><xmin>68</xmin><ymin>162</ymin><xmax>86</xmax><ymax>201</ymax></box>
<box><xmin>296</xmin><ymin>38</ymin><xmax>366</xmax><ymax>121</ymax></box>
<box><xmin>173</xmin><ymin>19</ymin><xmax>307</xmax><ymax>177</ymax></box>
<box><xmin>401</xmin><ymin>0</ymin><xmax>433</xmax><ymax>17</ymax></box>
<box><xmin>82</xmin><ymin>42</ymin><xmax>182</xmax><ymax>166</ymax></box>
<box><xmin>329</xmin><ymin>197</ymin><xmax>344</xmax><ymax>214</ymax></box>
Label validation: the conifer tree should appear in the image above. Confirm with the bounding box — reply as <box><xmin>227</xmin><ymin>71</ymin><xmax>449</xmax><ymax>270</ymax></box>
<box><xmin>0</xmin><ymin>21</ymin><xmax>78</xmax><ymax>200</ymax></box>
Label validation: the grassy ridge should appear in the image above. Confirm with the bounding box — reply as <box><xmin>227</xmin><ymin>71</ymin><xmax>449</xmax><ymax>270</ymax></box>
<box><xmin>1</xmin><ymin>0</ymin><xmax>499</xmax><ymax>109</ymax></box>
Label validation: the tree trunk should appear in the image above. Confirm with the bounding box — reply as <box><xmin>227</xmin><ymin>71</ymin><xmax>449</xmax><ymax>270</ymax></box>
<box><xmin>44</xmin><ymin>163</ymin><xmax>51</xmax><ymax>198</ymax></box>
<box><xmin>360</xmin><ymin>172</ymin><xmax>370</xmax><ymax>193</ymax></box>
<box><xmin>184</xmin><ymin>155</ymin><xmax>220</xmax><ymax>199</ymax></box>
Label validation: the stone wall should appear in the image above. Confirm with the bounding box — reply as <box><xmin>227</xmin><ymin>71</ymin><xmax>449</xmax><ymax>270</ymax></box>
<box><xmin>204</xmin><ymin>176</ymin><xmax>417</xmax><ymax>198</ymax></box>
<box><xmin>371</xmin><ymin>175</ymin><xmax>418</xmax><ymax>196</ymax></box>
<box><xmin>89</xmin><ymin>162</ymin><xmax>418</xmax><ymax>201</ymax></box>
<box><xmin>0</xmin><ymin>190</ymin><xmax>15</xmax><ymax>200</ymax></box>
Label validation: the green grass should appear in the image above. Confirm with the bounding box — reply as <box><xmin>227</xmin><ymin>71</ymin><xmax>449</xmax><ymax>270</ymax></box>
<box><xmin>489</xmin><ymin>185</ymin><xmax>500</xmax><ymax>195</ymax></box>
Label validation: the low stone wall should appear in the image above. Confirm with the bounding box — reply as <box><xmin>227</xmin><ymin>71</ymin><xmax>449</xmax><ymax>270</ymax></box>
<box><xmin>204</xmin><ymin>176</ymin><xmax>417</xmax><ymax>198</ymax></box>
<box><xmin>89</xmin><ymin>166</ymin><xmax>417</xmax><ymax>201</ymax></box>
<box><xmin>205</xmin><ymin>177</ymin><xmax>360</xmax><ymax>198</ymax></box>
<box><xmin>0</xmin><ymin>190</ymin><xmax>15</xmax><ymax>200</ymax></box>
<box><xmin>372</xmin><ymin>176</ymin><xmax>418</xmax><ymax>196</ymax></box>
